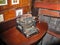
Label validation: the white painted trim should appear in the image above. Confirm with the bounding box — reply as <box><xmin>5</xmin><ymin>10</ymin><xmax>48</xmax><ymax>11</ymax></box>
<box><xmin>16</xmin><ymin>9</ymin><xmax>23</xmax><ymax>17</ymax></box>
<box><xmin>0</xmin><ymin>14</ymin><xmax>4</xmax><ymax>22</ymax></box>
<box><xmin>0</xmin><ymin>0</ymin><xmax>7</xmax><ymax>6</ymax></box>
<box><xmin>12</xmin><ymin>0</ymin><xmax>19</xmax><ymax>5</ymax></box>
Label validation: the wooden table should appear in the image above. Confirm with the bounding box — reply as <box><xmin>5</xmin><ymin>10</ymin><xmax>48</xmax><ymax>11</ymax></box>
<box><xmin>1</xmin><ymin>21</ymin><xmax>48</xmax><ymax>45</ymax></box>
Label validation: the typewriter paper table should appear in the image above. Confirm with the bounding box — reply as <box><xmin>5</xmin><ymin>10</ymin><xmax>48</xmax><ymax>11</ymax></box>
<box><xmin>1</xmin><ymin>21</ymin><xmax>48</xmax><ymax>45</ymax></box>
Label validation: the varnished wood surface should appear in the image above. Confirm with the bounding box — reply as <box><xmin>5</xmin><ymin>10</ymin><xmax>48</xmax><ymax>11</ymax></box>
<box><xmin>0</xmin><ymin>0</ymin><xmax>31</xmax><ymax>22</ymax></box>
<box><xmin>0</xmin><ymin>22</ymin><xmax>48</xmax><ymax>45</ymax></box>
<box><xmin>34</xmin><ymin>2</ymin><xmax>60</xmax><ymax>11</ymax></box>
<box><xmin>38</xmin><ymin>9</ymin><xmax>60</xmax><ymax>18</ymax></box>
<box><xmin>0</xmin><ymin>19</ymin><xmax>16</xmax><ymax>33</ymax></box>
<box><xmin>0</xmin><ymin>0</ymin><xmax>31</xmax><ymax>11</ymax></box>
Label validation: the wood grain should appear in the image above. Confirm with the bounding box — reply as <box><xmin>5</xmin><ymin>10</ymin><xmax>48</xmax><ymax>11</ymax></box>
<box><xmin>1</xmin><ymin>21</ymin><xmax>48</xmax><ymax>45</ymax></box>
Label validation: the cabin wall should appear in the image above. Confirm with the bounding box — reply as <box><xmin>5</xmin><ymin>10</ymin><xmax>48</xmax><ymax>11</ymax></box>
<box><xmin>0</xmin><ymin>0</ymin><xmax>31</xmax><ymax>32</ymax></box>
<box><xmin>0</xmin><ymin>0</ymin><xmax>60</xmax><ymax>45</ymax></box>
<box><xmin>35</xmin><ymin>0</ymin><xmax>60</xmax><ymax>45</ymax></box>
<box><xmin>0</xmin><ymin>0</ymin><xmax>31</xmax><ymax>21</ymax></box>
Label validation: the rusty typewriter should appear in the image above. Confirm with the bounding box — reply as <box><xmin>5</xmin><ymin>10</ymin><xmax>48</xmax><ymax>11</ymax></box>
<box><xmin>16</xmin><ymin>14</ymin><xmax>39</xmax><ymax>38</ymax></box>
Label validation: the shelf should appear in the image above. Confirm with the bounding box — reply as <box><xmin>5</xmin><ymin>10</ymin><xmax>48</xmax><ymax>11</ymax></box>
<box><xmin>34</xmin><ymin>2</ymin><xmax>60</xmax><ymax>11</ymax></box>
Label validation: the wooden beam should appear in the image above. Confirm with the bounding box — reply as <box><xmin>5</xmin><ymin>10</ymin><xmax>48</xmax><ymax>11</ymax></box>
<box><xmin>34</xmin><ymin>2</ymin><xmax>60</xmax><ymax>11</ymax></box>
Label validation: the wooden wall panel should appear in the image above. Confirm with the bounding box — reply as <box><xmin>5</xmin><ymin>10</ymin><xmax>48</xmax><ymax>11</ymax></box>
<box><xmin>39</xmin><ymin>9</ymin><xmax>60</xmax><ymax>17</ymax></box>
<box><xmin>0</xmin><ymin>6</ymin><xmax>3</xmax><ymax>11</ymax></box>
<box><xmin>35</xmin><ymin>0</ymin><xmax>60</xmax><ymax>17</ymax></box>
<box><xmin>46</xmin><ymin>0</ymin><xmax>59</xmax><ymax>4</ymax></box>
<box><xmin>22</xmin><ymin>0</ymin><xmax>30</xmax><ymax>7</ymax></box>
<box><xmin>0</xmin><ymin>0</ymin><xmax>31</xmax><ymax>13</ymax></box>
<box><xmin>0</xmin><ymin>0</ymin><xmax>31</xmax><ymax>10</ymax></box>
<box><xmin>35</xmin><ymin>0</ymin><xmax>60</xmax><ymax>4</ymax></box>
<box><xmin>23</xmin><ymin>6</ymin><xmax>30</xmax><ymax>14</ymax></box>
<box><xmin>0</xmin><ymin>0</ymin><xmax>31</xmax><ymax>33</ymax></box>
<box><xmin>1</xmin><ymin>0</ymin><xmax>10</xmax><ymax>10</ymax></box>
<box><xmin>0</xmin><ymin>0</ymin><xmax>31</xmax><ymax>21</ymax></box>
<box><xmin>4</xmin><ymin>9</ymin><xmax>16</xmax><ymax>21</ymax></box>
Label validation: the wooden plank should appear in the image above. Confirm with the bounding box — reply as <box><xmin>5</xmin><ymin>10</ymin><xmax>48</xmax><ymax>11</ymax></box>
<box><xmin>34</xmin><ymin>2</ymin><xmax>60</xmax><ymax>10</ymax></box>
<box><xmin>38</xmin><ymin>9</ymin><xmax>60</xmax><ymax>17</ymax></box>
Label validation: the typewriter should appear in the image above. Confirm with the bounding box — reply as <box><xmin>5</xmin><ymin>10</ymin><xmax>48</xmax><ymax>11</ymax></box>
<box><xmin>16</xmin><ymin>14</ymin><xmax>39</xmax><ymax>38</ymax></box>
